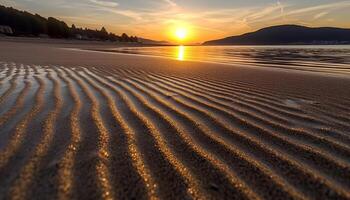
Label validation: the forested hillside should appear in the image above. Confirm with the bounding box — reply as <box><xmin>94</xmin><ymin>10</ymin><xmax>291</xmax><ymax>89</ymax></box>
<box><xmin>0</xmin><ymin>5</ymin><xmax>138</xmax><ymax>42</ymax></box>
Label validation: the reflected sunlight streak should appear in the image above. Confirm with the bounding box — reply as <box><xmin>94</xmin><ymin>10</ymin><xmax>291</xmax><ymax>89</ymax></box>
<box><xmin>177</xmin><ymin>45</ymin><xmax>185</xmax><ymax>61</ymax></box>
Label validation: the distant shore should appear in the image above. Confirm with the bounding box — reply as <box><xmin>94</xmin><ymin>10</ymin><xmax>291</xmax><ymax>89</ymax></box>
<box><xmin>3</xmin><ymin>36</ymin><xmax>350</xmax><ymax>48</ymax></box>
<box><xmin>0</xmin><ymin>36</ymin><xmax>176</xmax><ymax>47</ymax></box>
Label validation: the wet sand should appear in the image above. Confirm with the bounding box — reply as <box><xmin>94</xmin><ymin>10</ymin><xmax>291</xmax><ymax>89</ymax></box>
<box><xmin>0</xmin><ymin>40</ymin><xmax>350</xmax><ymax>200</ymax></box>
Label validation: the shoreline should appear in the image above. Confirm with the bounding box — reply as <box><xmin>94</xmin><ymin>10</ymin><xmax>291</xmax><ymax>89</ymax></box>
<box><xmin>0</xmin><ymin>36</ymin><xmax>176</xmax><ymax>47</ymax></box>
<box><xmin>1</xmin><ymin>40</ymin><xmax>349</xmax><ymax>103</ymax></box>
<box><xmin>77</xmin><ymin>47</ymin><xmax>350</xmax><ymax>78</ymax></box>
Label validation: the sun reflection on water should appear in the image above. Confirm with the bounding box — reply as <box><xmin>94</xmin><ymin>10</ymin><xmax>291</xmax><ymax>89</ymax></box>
<box><xmin>177</xmin><ymin>45</ymin><xmax>185</xmax><ymax>61</ymax></box>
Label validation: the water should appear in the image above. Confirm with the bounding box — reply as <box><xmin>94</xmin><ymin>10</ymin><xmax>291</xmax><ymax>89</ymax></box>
<box><xmin>100</xmin><ymin>45</ymin><xmax>350</xmax><ymax>75</ymax></box>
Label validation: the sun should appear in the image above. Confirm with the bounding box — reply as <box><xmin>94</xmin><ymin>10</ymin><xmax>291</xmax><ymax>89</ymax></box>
<box><xmin>175</xmin><ymin>28</ymin><xmax>187</xmax><ymax>40</ymax></box>
<box><xmin>167</xmin><ymin>23</ymin><xmax>192</xmax><ymax>43</ymax></box>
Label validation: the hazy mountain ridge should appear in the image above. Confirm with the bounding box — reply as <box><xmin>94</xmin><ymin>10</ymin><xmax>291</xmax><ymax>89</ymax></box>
<box><xmin>203</xmin><ymin>25</ymin><xmax>350</xmax><ymax>45</ymax></box>
<box><xmin>138</xmin><ymin>37</ymin><xmax>171</xmax><ymax>45</ymax></box>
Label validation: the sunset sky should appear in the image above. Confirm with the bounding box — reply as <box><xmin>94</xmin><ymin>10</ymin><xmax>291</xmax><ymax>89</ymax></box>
<box><xmin>3</xmin><ymin>0</ymin><xmax>350</xmax><ymax>43</ymax></box>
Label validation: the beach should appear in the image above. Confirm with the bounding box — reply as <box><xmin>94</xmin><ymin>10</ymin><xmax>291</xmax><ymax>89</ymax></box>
<box><xmin>0</xmin><ymin>40</ymin><xmax>350</xmax><ymax>200</ymax></box>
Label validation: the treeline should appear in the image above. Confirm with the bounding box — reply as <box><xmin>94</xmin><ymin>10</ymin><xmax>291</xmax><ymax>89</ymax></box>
<box><xmin>0</xmin><ymin>5</ymin><xmax>138</xmax><ymax>42</ymax></box>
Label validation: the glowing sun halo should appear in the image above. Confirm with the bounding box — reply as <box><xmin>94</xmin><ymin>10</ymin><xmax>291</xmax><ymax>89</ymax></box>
<box><xmin>175</xmin><ymin>28</ymin><xmax>187</xmax><ymax>40</ymax></box>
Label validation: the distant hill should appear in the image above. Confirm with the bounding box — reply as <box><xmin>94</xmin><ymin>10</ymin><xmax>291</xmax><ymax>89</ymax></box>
<box><xmin>203</xmin><ymin>25</ymin><xmax>350</xmax><ymax>45</ymax></box>
<box><xmin>138</xmin><ymin>38</ymin><xmax>171</xmax><ymax>45</ymax></box>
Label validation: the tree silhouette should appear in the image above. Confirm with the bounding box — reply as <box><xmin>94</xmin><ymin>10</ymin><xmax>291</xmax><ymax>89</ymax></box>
<box><xmin>0</xmin><ymin>5</ymin><xmax>139</xmax><ymax>42</ymax></box>
<box><xmin>47</xmin><ymin>17</ymin><xmax>69</xmax><ymax>38</ymax></box>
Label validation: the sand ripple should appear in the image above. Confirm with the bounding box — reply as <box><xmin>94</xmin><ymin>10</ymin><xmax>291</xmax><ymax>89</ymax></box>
<box><xmin>0</xmin><ymin>62</ymin><xmax>349</xmax><ymax>200</ymax></box>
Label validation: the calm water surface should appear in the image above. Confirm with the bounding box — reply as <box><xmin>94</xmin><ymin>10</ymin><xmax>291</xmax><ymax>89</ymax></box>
<box><xmin>103</xmin><ymin>45</ymin><xmax>350</xmax><ymax>75</ymax></box>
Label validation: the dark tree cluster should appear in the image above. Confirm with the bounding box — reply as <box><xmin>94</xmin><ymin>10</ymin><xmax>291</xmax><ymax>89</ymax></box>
<box><xmin>70</xmin><ymin>24</ymin><xmax>138</xmax><ymax>42</ymax></box>
<box><xmin>0</xmin><ymin>6</ymin><xmax>47</xmax><ymax>36</ymax></box>
<box><xmin>47</xmin><ymin>17</ymin><xmax>70</xmax><ymax>38</ymax></box>
<box><xmin>0</xmin><ymin>5</ymin><xmax>139</xmax><ymax>42</ymax></box>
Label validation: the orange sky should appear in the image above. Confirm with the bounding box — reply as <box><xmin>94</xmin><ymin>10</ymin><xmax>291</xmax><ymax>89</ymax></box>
<box><xmin>3</xmin><ymin>0</ymin><xmax>350</xmax><ymax>44</ymax></box>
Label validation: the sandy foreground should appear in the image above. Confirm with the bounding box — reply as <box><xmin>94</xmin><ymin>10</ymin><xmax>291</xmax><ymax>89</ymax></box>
<box><xmin>0</xmin><ymin>40</ymin><xmax>350</xmax><ymax>200</ymax></box>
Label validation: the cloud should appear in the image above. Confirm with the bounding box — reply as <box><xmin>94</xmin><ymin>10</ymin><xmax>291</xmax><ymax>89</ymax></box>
<box><xmin>89</xmin><ymin>0</ymin><xmax>119</xmax><ymax>8</ymax></box>
<box><xmin>276</xmin><ymin>1</ymin><xmax>285</xmax><ymax>16</ymax></box>
<box><xmin>244</xmin><ymin>3</ymin><xmax>283</xmax><ymax>21</ymax></box>
<box><xmin>163</xmin><ymin>0</ymin><xmax>177</xmax><ymax>7</ymax></box>
<box><xmin>287</xmin><ymin>1</ymin><xmax>350</xmax><ymax>16</ymax></box>
<box><xmin>313</xmin><ymin>12</ymin><xmax>329</xmax><ymax>20</ymax></box>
